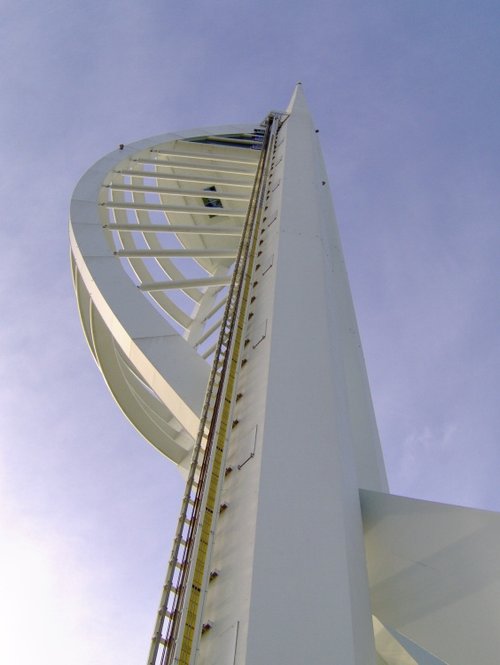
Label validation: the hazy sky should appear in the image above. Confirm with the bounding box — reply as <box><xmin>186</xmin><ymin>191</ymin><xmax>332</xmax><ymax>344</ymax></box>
<box><xmin>1</xmin><ymin>1</ymin><xmax>499</xmax><ymax>663</ymax></box>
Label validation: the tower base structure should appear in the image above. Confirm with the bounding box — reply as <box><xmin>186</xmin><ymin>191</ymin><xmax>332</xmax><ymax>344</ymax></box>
<box><xmin>70</xmin><ymin>86</ymin><xmax>500</xmax><ymax>665</ymax></box>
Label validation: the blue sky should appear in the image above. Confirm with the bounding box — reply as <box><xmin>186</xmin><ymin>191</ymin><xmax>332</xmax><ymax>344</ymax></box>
<box><xmin>1</xmin><ymin>1</ymin><xmax>499</xmax><ymax>662</ymax></box>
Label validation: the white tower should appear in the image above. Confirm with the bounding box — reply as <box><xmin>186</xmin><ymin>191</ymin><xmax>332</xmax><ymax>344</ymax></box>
<box><xmin>70</xmin><ymin>86</ymin><xmax>500</xmax><ymax>665</ymax></box>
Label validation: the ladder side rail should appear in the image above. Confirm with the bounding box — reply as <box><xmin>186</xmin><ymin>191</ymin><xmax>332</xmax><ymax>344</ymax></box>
<box><xmin>168</xmin><ymin>119</ymin><xmax>274</xmax><ymax>665</ymax></box>
<box><xmin>188</xmin><ymin>114</ymin><xmax>281</xmax><ymax>665</ymax></box>
<box><xmin>148</xmin><ymin>121</ymin><xmax>273</xmax><ymax>665</ymax></box>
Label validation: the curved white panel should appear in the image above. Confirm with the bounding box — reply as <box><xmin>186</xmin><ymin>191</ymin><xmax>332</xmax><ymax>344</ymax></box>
<box><xmin>70</xmin><ymin>125</ymin><xmax>263</xmax><ymax>462</ymax></box>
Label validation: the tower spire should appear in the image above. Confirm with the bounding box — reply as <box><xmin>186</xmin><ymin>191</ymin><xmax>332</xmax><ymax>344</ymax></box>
<box><xmin>286</xmin><ymin>80</ymin><xmax>310</xmax><ymax>115</ymax></box>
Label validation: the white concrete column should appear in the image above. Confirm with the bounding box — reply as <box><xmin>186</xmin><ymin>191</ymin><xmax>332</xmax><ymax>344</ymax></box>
<box><xmin>243</xmin><ymin>85</ymin><xmax>385</xmax><ymax>665</ymax></box>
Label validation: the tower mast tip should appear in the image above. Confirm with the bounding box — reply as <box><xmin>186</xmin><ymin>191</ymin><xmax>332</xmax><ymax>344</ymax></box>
<box><xmin>287</xmin><ymin>82</ymin><xmax>310</xmax><ymax>115</ymax></box>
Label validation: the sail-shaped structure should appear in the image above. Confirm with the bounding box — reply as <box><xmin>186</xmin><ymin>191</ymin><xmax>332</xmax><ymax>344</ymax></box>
<box><xmin>70</xmin><ymin>85</ymin><xmax>500</xmax><ymax>665</ymax></box>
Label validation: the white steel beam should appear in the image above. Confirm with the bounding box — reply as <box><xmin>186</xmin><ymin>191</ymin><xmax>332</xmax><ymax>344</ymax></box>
<box><xmin>201</xmin><ymin>296</ymin><xmax>227</xmax><ymax>323</ymax></box>
<box><xmin>151</xmin><ymin>148</ymin><xmax>259</xmax><ymax>165</ymax></box>
<box><xmin>115</xmin><ymin>248</ymin><xmax>237</xmax><ymax>259</ymax></box>
<box><xmin>192</xmin><ymin>316</ymin><xmax>223</xmax><ymax>349</ymax></box>
<box><xmin>139</xmin><ymin>276</ymin><xmax>232</xmax><ymax>292</ymax></box>
<box><xmin>133</xmin><ymin>158</ymin><xmax>256</xmax><ymax>176</ymax></box>
<box><xmin>104</xmin><ymin>201</ymin><xmax>247</xmax><ymax>216</ymax></box>
<box><xmin>204</xmin><ymin>135</ymin><xmax>257</xmax><ymax>145</ymax></box>
<box><xmin>114</xmin><ymin>169</ymin><xmax>255</xmax><ymax>188</ymax></box>
<box><xmin>106</xmin><ymin>184</ymin><xmax>251</xmax><ymax>201</ymax></box>
<box><xmin>104</xmin><ymin>223</ymin><xmax>242</xmax><ymax>235</ymax></box>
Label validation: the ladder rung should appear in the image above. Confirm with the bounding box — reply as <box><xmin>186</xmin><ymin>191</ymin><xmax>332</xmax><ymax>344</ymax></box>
<box><xmin>159</xmin><ymin>609</ymin><xmax>176</xmax><ymax>620</ymax></box>
<box><xmin>159</xmin><ymin>635</ymin><xmax>173</xmax><ymax>647</ymax></box>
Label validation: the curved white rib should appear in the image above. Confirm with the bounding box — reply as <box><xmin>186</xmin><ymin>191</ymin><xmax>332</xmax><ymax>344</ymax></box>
<box><xmin>70</xmin><ymin>125</ymin><xmax>264</xmax><ymax>463</ymax></box>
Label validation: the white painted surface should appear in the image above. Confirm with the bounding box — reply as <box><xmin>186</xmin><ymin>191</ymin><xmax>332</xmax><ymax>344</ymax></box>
<box><xmin>70</xmin><ymin>126</ymin><xmax>258</xmax><ymax>462</ymax></box>
<box><xmin>197</xmin><ymin>86</ymin><xmax>387</xmax><ymax>665</ymax></box>
<box><xmin>362</xmin><ymin>489</ymin><xmax>500</xmax><ymax>665</ymax></box>
<box><xmin>242</xmin><ymin>85</ymin><xmax>384</xmax><ymax>665</ymax></box>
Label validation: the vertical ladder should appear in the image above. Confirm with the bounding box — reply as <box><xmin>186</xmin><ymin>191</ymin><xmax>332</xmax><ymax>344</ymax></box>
<box><xmin>148</xmin><ymin>112</ymin><xmax>282</xmax><ymax>665</ymax></box>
